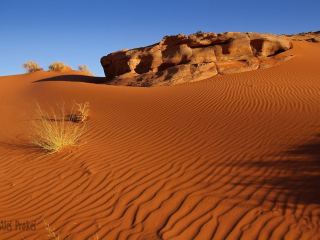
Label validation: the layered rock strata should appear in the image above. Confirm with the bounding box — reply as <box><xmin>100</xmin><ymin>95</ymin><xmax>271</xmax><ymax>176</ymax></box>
<box><xmin>101</xmin><ymin>32</ymin><xmax>293</xmax><ymax>86</ymax></box>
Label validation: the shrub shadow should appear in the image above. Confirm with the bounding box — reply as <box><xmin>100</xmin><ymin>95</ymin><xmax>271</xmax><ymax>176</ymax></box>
<box><xmin>235</xmin><ymin>134</ymin><xmax>320</xmax><ymax>206</ymax></box>
<box><xmin>0</xmin><ymin>140</ymin><xmax>40</xmax><ymax>154</ymax></box>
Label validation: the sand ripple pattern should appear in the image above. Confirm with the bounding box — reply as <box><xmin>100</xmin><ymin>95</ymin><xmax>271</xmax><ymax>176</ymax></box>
<box><xmin>0</xmin><ymin>42</ymin><xmax>319</xmax><ymax>239</ymax></box>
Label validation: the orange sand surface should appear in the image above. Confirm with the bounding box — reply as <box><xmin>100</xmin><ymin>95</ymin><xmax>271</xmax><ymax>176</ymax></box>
<box><xmin>0</xmin><ymin>41</ymin><xmax>319</xmax><ymax>239</ymax></box>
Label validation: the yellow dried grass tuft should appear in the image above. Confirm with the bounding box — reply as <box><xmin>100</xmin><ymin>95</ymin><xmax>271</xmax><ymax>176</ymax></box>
<box><xmin>48</xmin><ymin>62</ymin><xmax>72</xmax><ymax>72</ymax></box>
<box><xmin>31</xmin><ymin>103</ymin><xmax>87</xmax><ymax>153</ymax></box>
<box><xmin>23</xmin><ymin>61</ymin><xmax>43</xmax><ymax>73</ymax></box>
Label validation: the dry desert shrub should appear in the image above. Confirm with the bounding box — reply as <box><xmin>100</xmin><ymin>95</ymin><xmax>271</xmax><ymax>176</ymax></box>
<box><xmin>23</xmin><ymin>61</ymin><xmax>43</xmax><ymax>73</ymax></box>
<box><xmin>69</xmin><ymin>102</ymin><xmax>90</xmax><ymax>123</ymax></box>
<box><xmin>48</xmin><ymin>62</ymin><xmax>72</xmax><ymax>72</ymax></box>
<box><xmin>78</xmin><ymin>64</ymin><xmax>93</xmax><ymax>75</ymax></box>
<box><xmin>31</xmin><ymin>103</ymin><xmax>87</xmax><ymax>153</ymax></box>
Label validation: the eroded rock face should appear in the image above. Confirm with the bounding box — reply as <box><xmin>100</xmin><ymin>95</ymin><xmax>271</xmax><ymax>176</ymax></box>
<box><xmin>286</xmin><ymin>31</ymin><xmax>320</xmax><ymax>43</ymax></box>
<box><xmin>101</xmin><ymin>32</ymin><xmax>293</xmax><ymax>86</ymax></box>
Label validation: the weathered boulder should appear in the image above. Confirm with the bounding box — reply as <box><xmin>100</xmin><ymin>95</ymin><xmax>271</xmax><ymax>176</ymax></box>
<box><xmin>248</xmin><ymin>33</ymin><xmax>292</xmax><ymax>57</ymax></box>
<box><xmin>286</xmin><ymin>31</ymin><xmax>320</xmax><ymax>42</ymax></box>
<box><xmin>101</xmin><ymin>32</ymin><xmax>293</xmax><ymax>86</ymax></box>
<box><xmin>216</xmin><ymin>58</ymin><xmax>260</xmax><ymax>74</ymax></box>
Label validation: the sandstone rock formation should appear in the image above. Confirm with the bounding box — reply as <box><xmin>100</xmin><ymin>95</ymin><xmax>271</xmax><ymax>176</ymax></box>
<box><xmin>286</xmin><ymin>31</ymin><xmax>320</xmax><ymax>43</ymax></box>
<box><xmin>101</xmin><ymin>32</ymin><xmax>293</xmax><ymax>86</ymax></box>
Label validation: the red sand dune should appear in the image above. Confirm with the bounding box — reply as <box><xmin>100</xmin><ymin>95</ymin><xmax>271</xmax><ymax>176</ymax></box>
<box><xmin>0</xmin><ymin>41</ymin><xmax>319</xmax><ymax>239</ymax></box>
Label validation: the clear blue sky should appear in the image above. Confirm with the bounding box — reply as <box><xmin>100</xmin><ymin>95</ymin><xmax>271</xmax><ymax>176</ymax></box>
<box><xmin>0</xmin><ymin>0</ymin><xmax>319</xmax><ymax>76</ymax></box>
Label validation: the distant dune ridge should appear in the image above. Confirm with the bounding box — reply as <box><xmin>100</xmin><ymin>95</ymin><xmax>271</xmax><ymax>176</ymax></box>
<box><xmin>101</xmin><ymin>32</ymin><xmax>295</xmax><ymax>86</ymax></box>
